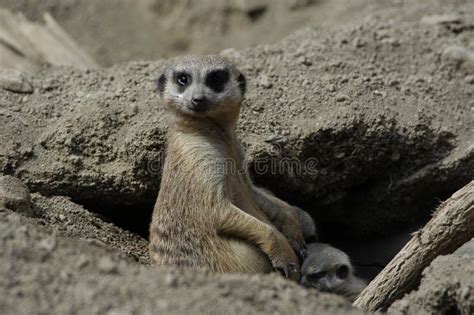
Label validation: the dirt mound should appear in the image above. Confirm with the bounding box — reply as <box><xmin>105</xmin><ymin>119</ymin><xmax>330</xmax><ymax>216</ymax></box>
<box><xmin>0</xmin><ymin>209</ymin><xmax>363</xmax><ymax>315</ymax></box>
<box><xmin>389</xmin><ymin>255</ymin><xmax>474</xmax><ymax>314</ymax></box>
<box><xmin>1</xmin><ymin>0</ymin><xmax>473</xmax><ymax>241</ymax></box>
<box><xmin>1</xmin><ymin>0</ymin><xmax>474</xmax><ymax>313</ymax></box>
<box><xmin>0</xmin><ymin>0</ymin><xmax>375</xmax><ymax>66</ymax></box>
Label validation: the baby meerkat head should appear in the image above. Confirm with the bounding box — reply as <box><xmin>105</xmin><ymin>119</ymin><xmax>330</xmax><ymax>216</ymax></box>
<box><xmin>157</xmin><ymin>55</ymin><xmax>246</xmax><ymax>118</ymax></box>
<box><xmin>300</xmin><ymin>243</ymin><xmax>360</xmax><ymax>298</ymax></box>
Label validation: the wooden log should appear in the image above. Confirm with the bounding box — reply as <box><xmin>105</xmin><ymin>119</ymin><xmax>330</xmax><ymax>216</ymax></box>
<box><xmin>353</xmin><ymin>181</ymin><xmax>474</xmax><ymax>311</ymax></box>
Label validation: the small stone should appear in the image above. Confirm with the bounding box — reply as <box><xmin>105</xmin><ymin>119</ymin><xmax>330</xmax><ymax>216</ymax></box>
<box><xmin>299</xmin><ymin>56</ymin><xmax>312</xmax><ymax>66</ymax></box>
<box><xmin>97</xmin><ymin>256</ymin><xmax>118</xmax><ymax>274</ymax></box>
<box><xmin>258</xmin><ymin>75</ymin><xmax>273</xmax><ymax>89</ymax></box>
<box><xmin>0</xmin><ymin>176</ymin><xmax>32</xmax><ymax>216</ymax></box>
<box><xmin>340</xmin><ymin>77</ymin><xmax>349</xmax><ymax>84</ymax></box>
<box><xmin>464</xmin><ymin>75</ymin><xmax>474</xmax><ymax>84</ymax></box>
<box><xmin>326</xmin><ymin>84</ymin><xmax>336</xmax><ymax>92</ymax></box>
<box><xmin>68</xmin><ymin>155</ymin><xmax>83</xmax><ymax>166</ymax></box>
<box><xmin>374</xmin><ymin>90</ymin><xmax>386</xmax><ymax>97</ymax></box>
<box><xmin>164</xmin><ymin>273</ymin><xmax>178</xmax><ymax>286</ymax></box>
<box><xmin>421</xmin><ymin>14</ymin><xmax>461</xmax><ymax>25</ymax></box>
<box><xmin>353</xmin><ymin>37</ymin><xmax>366</xmax><ymax>48</ymax></box>
<box><xmin>389</xmin><ymin>79</ymin><xmax>400</xmax><ymax>87</ymax></box>
<box><xmin>441</xmin><ymin>46</ymin><xmax>474</xmax><ymax>69</ymax></box>
<box><xmin>0</xmin><ymin>70</ymin><xmax>34</xmax><ymax>94</ymax></box>
<box><xmin>130</xmin><ymin>103</ymin><xmax>139</xmax><ymax>114</ymax></box>
<box><xmin>76</xmin><ymin>255</ymin><xmax>90</xmax><ymax>269</ymax></box>
<box><xmin>336</xmin><ymin>94</ymin><xmax>350</xmax><ymax>102</ymax></box>
<box><xmin>37</xmin><ymin>235</ymin><xmax>57</xmax><ymax>252</ymax></box>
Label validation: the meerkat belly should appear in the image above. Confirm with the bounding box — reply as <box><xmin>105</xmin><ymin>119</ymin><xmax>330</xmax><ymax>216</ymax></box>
<box><xmin>213</xmin><ymin>238</ymin><xmax>273</xmax><ymax>274</ymax></box>
<box><xmin>150</xmin><ymin>213</ymin><xmax>272</xmax><ymax>273</ymax></box>
<box><xmin>149</xmin><ymin>216</ymin><xmax>211</xmax><ymax>268</ymax></box>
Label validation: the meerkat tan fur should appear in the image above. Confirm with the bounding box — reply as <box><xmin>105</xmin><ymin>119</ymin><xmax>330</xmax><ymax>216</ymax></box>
<box><xmin>259</xmin><ymin>187</ymin><xmax>318</xmax><ymax>242</ymax></box>
<box><xmin>149</xmin><ymin>55</ymin><xmax>308</xmax><ymax>280</ymax></box>
<box><xmin>300</xmin><ymin>243</ymin><xmax>367</xmax><ymax>301</ymax></box>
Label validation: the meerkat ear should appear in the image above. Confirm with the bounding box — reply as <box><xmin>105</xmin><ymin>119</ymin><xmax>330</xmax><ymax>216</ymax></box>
<box><xmin>237</xmin><ymin>73</ymin><xmax>246</xmax><ymax>95</ymax></box>
<box><xmin>157</xmin><ymin>73</ymin><xmax>167</xmax><ymax>95</ymax></box>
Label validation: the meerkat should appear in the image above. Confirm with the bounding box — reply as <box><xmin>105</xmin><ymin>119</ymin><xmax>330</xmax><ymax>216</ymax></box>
<box><xmin>300</xmin><ymin>243</ymin><xmax>367</xmax><ymax>301</ymax></box>
<box><xmin>149</xmin><ymin>55</ymin><xmax>308</xmax><ymax>280</ymax></box>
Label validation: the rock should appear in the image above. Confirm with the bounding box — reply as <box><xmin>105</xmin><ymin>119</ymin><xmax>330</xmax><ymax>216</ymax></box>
<box><xmin>389</xmin><ymin>255</ymin><xmax>474</xmax><ymax>314</ymax></box>
<box><xmin>257</xmin><ymin>74</ymin><xmax>273</xmax><ymax>88</ymax></box>
<box><xmin>464</xmin><ymin>75</ymin><xmax>474</xmax><ymax>84</ymax></box>
<box><xmin>421</xmin><ymin>13</ymin><xmax>462</xmax><ymax>25</ymax></box>
<box><xmin>0</xmin><ymin>176</ymin><xmax>32</xmax><ymax>215</ymax></box>
<box><xmin>97</xmin><ymin>256</ymin><xmax>119</xmax><ymax>274</ymax></box>
<box><xmin>0</xmin><ymin>71</ymin><xmax>33</xmax><ymax>94</ymax></box>
<box><xmin>454</xmin><ymin>238</ymin><xmax>474</xmax><ymax>256</ymax></box>
<box><xmin>336</xmin><ymin>94</ymin><xmax>351</xmax><ymax>102</ymax></box>
<box><xmin>326</xmin><ymin>83</ymin><xmax>337</xmax><ymax>92</ymax></box>
<box><xmin>441</xmin><ymin>46</ymin><xmax>474</xmax><ymax>69</ymax></box>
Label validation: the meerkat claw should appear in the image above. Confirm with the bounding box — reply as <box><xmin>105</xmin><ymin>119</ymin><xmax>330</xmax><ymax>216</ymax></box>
<box><xmin>287</xmin><ymin>262</ymin><xmax>298</xmax><ymax>275</ymax></box>
<box><xmin>275</xmin><ymin>266</ymin><xmax>289</xmax><ymax>278</ymax></box>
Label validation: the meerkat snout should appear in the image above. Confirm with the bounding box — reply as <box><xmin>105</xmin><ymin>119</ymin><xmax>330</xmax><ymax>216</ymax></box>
<box><xmin>157</xmin><ymin>55</ymin><xmax>246</xmax><ymax>117</ymax></box>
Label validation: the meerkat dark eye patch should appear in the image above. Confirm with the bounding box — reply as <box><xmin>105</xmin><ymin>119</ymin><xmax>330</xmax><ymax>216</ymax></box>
<box><xmin>157</xmin><ymin>73</ymin><xmax>167</xmax><ymax>95</ymax></box>
<box><xmin>336</xmin><ymin>265</ymin><xmax>349</xmax><ymax>279</ymax></box>
<box><xmin>308</xmin><ymin>271</ymin><xmax>326</xmax><ymax>281</ymax></box>
<box><xmin>205</xmin><ymin>69</ymin><xmax>229</xmax><ymax>93</ymax></box>
<box><xmin>237</xmin><ymin>73</ymin><xmax>246</xmax><ymax>95</ymax></box>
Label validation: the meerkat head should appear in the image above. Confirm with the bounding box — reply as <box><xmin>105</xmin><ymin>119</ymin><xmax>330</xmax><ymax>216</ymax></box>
<box><xmin>300</xmin><ymin>243</ymin><xmax>366</xmax><ymax>301</ymax></box>
<box><xmin>156</xmin><ymin>55</ymin><xmax>246</xmax><ymax>119</ymax></box>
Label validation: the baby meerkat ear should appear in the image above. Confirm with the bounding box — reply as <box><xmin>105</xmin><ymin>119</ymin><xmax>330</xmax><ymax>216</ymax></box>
<box><xmin>157</xmin><ymin>73</ymin><xmax>167</xmax><ymax>96</ymax></box>
<box><xmin>237</xmin><ymin>73</ymin><xmax>246</xmax><ymax>95</ymax></box>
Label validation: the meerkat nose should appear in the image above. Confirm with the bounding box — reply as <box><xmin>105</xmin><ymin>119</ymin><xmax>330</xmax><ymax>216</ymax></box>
<box><xmin>191</xmin><ymin>97</ymin><xmax>209</xmax><ymax>112</ymax></box>
<box><xmin>192</xmin><ymin>97</ymin><xmax>205</xmax><ymax>105</ymax></box>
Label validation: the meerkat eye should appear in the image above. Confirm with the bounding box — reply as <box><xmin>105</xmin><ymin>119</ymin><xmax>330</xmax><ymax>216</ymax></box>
<box><xmin>308</xmin><ymin>271</ymin><xmax>326</xmax><ymax>281</ymax></box>
<box><xmin>176</xmin><ymin>72</ymin><xmax>189</xmax><ymax>86</ymax></box>
<box><xmin>336</xmin><ymin>265</ymin><xmax>349</xmax><ymax>279</ymax></box>
<box><xmin>205</xmin><ymin>69</ymin><xmax>229</xmax><ymax>93</ymax></box>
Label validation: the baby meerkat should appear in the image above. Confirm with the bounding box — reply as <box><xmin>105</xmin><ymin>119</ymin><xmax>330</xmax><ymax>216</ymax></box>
<box><xmin>301</xmin><ymin>243</ymin><xmax>367</xmax><ymax>301</ymax></box>
<box><xmin>149</xmin><ymin>55</ymin><xmax>307</xmax><ymax>280</ymax></box>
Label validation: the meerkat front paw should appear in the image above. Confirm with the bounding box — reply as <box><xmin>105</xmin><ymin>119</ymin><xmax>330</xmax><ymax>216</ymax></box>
<box><xmin>267</xmin><ymin>227</ymin><xmax>301</xmax><ymax>281</ymax></box>
<box><xmin>279</xmin><ymin>209</ymin><xmax>307</xmax><ymax>259</ymax></box>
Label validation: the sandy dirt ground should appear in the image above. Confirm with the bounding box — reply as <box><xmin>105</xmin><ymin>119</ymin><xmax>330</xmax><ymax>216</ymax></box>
<box><xmin>0</xmin><ymin>0</ymin><xmax>473</xmax><ymax>314</ymax></box>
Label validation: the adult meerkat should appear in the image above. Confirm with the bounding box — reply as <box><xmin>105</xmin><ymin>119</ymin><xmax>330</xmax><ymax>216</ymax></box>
<box><xmin>300</xmin><ymin>243</ymin><xmax>367</xmax><ymax>301</ymax></box>
<box><xmin>149</xmin><ymin>55</ymin><xmax>307</xmax><ymax>280</ymax></box>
